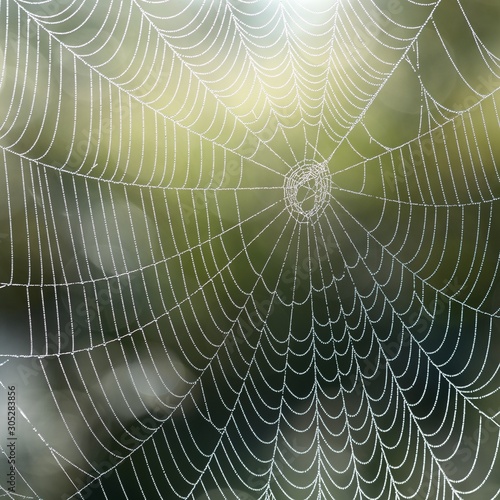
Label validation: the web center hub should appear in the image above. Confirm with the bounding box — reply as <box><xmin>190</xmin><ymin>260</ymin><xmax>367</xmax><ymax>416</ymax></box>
<box><xmin>284</xmin><ymin>161</ymin><xmax>331</xmax><ymax>223</ymax></box>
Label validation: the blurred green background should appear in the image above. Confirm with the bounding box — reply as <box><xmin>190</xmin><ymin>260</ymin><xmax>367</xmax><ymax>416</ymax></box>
<box><xmin>0</xmin><ymin>0</ymin><xmax>499</xmax><ymax>498</ymax></box>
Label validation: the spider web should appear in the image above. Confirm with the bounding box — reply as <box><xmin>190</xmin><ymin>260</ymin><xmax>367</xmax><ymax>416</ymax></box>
<box><xmin>0</xmin><ymin>0</ymin><xmax>499</xmax><ymax>498</ymax></box>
